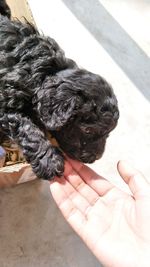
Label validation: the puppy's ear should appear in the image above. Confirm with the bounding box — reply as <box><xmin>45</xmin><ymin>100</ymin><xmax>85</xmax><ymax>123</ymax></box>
<box><xmin>34</xmin><ymin>80</ymin><xmax>81</xmax><ymax>130</ymax></box>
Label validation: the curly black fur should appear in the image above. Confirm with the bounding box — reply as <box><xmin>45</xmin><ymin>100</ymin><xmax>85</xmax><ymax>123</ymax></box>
<box><xmin>0</xmin><ymin>0</ymin><xmax>119</xmax><ymax>180</ymax></box>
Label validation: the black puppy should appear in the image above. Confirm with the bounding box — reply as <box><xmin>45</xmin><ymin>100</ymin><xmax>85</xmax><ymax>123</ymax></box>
<box><xmin>0</xmin><ymin>0</ymin><xmax>119</xmax><ymax>179</ymax></box>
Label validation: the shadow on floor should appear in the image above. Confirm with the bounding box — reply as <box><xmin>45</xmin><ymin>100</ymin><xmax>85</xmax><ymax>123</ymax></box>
<box><xmin>62</xmin><ymin>0</ymin><xmax>150</xmax><ymax>101</ymax></box>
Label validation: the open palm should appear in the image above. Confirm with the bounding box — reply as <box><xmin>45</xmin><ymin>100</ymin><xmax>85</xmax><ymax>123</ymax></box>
<box><xmin>50</xmin><ymin>159</ymin><xmax>150</xmax><ymax>267</ymax></box>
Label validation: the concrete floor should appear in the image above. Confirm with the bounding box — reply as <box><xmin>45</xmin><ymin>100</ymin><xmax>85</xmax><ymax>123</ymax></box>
<box><xmin>0</xmin><ymin>0</ymin><xmax>150</xmax><ymax>266</ymax></box>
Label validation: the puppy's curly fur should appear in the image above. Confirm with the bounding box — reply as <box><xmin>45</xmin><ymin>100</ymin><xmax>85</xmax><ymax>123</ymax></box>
<box><xmin>0</xmin><ymin>0</ymin><xmax>119</xmax><ymax>180</ymax></box>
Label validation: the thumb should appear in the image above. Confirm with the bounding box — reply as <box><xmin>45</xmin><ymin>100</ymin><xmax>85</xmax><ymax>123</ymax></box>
<box><xmin>117</xmin><ymin>161</ymin><xmax>150</xmax><ymax>198</ymax></box>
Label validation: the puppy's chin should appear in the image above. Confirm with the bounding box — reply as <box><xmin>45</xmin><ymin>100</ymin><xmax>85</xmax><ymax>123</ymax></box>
<box><xmin>66</xmin><ymin>150</ymin><xmax>103</xmax><ymax>164</ymax></box>
<box><xmin>68</xmin><ymin>153</ymin><xmax>102</xmax><ymax>164</ymax></box>
<box><xmin>80</xmin><ymin>153</ymin><xmax>103</xmax><ymax>163</ymax></box>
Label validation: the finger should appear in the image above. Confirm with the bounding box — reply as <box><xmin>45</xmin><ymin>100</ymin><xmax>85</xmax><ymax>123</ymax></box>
<box><xmin>56</xmin><ymin>175</ymin><xmax>93</xmax><ymax>214</ymax></box>
<box><xmin>49</xmin><ymin>178</ymin><xmax>86</xmax><ymax>233</ymax></box>
<box><xmin>117</xmin><ymin>161</ymin><xmax>150</xmax><ymax>198</ymax></box>
<box><xmin>67</xmin><ymin>158</ymin><xmax>114</xmax><ymax>196</ymax></box>
<box><xmin>64</xmin><ymin>161</ymin><xmax>100</xmax><ymax>205</ymax></box>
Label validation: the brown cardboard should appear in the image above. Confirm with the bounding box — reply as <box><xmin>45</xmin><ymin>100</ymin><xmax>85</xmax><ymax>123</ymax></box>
<box><xmin>0</xmin><ymin>163</ymin><xmax>37</xmax><ymax>188</ymax></box>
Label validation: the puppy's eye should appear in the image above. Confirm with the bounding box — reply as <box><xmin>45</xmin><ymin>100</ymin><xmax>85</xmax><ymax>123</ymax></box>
<box><xmin>82</xmin><ymin>141</ymin><xmax>87</xmax><ymax>145</ymax></box>
<box><xmin>85</xmin><ymin>128</ymin><xmax>93</xmax><ymax>134</ymax></box>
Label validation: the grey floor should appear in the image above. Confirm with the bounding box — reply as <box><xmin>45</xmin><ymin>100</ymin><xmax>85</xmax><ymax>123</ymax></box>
<box><xmin>0</xmin><ymin>0</ymin><xmax>150</xmax><ymax>266</ymax></box>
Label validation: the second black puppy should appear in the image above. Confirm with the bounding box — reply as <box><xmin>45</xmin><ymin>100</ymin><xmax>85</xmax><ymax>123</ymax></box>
<box><xmin>0</xmin><ymin>0</ymin><xmax>119</xmax><ymax>180</ymax></box>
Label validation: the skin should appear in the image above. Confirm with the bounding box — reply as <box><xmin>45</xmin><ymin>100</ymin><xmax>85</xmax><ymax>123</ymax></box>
<box><xmin>50</xmin><ymin>159</ymin><xmax>150</xmax><ymax>267</ymax></box>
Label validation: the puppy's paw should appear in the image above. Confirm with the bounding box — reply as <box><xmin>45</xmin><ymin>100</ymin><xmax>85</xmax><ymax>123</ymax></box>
<box><xmin>31</xmin><ymin>146</ymin><xmax>64</xmax><ymax>180</ymax></box>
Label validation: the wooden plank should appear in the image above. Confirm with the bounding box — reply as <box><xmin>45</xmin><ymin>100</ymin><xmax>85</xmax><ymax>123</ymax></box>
<box><xmin>6</xmin><ymin>0</ymin><xmax>35</xmax><ymax>24</ymax></box>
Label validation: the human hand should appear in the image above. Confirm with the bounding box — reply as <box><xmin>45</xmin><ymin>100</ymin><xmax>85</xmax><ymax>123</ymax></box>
<box><xmin>50</xmin><ymin>159</ymin><xmax>150</xmax><ymax>267</ymax></box>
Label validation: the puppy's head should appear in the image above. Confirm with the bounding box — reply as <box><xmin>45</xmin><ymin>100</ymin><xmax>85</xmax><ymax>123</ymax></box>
<box><xmin>36</xmin><ymin>68</ymin><xmax>119</xmax><ymax>163</ymax></box>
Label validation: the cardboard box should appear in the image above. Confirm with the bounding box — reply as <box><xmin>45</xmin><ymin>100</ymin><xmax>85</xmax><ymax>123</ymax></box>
<box><xmin>0</xmin><ymin>1</ymin><xmax>36</xmax><ymax>188</ymax></box>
